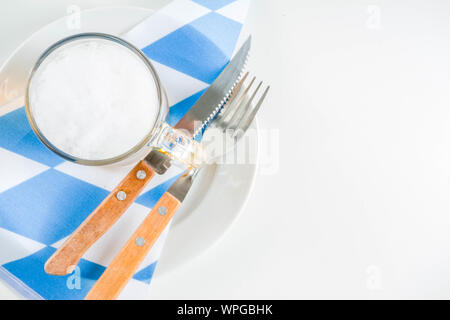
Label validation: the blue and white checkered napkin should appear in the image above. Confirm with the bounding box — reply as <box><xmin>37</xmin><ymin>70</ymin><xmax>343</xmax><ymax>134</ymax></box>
<box><xmin>0</xmin><ymin>0</ymin><xmax>249</xmax><ymax>300</ymax></box>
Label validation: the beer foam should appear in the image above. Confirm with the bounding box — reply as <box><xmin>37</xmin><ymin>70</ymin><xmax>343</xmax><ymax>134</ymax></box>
<box><xmin>29</xmin><ymin>38</ymin><xmax>159</xmax><ymax>161</ymax></box>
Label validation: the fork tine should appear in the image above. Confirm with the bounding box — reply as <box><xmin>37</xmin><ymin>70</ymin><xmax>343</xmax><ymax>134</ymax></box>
<box><xmin>222</xmin><ymin>76</ymin><xmax>257</xmax><ymax>129</ymax></box>
<box><xmin>235</xmin><ymin>85</ymin><xmax>270</xmax><ymax>138</ymax></box>
<box><xmin>209</xmin><ymin>73</ymin><xmax>269</xmax><ymax>143</ymax></box>
<box><xmin>230</xmin><ymin>81</ymin><xmax>263</xmax><ymax>132</ymax></box>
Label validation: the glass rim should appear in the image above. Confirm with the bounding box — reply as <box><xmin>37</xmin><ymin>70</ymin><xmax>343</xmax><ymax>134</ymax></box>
<box><xmin>25</xmin><ymin>32</ymin><xmax>165</xmax><ymax>166</ymax></box>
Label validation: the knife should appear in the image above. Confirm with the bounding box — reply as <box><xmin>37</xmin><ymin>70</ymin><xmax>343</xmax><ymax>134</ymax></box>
<box><xmin>44</xmin><ymin>36</ymin><xmax>252</xmax><ymax>276</ymax></box>
<box><xmin>85</xmin><ymin>169</ymin><xmax>195</xmax><ymax>300</ymax></box>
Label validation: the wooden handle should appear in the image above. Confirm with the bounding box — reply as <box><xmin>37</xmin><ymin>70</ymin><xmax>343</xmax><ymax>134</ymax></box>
<box><xmin>85</xmin><ymin>192</ymin><xmax>180</xmax><ymax>300</ymax></box>
<box><xmin>44</xmin><ymin>160</ymin><xmax>155</xmax><ymax>276</ymax></box>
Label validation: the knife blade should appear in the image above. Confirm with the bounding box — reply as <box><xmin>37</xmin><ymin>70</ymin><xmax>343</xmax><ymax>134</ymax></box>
<box><xmin>175</xmin><ymin>36</ymin><xmax>251</xmax><ymax>139</ymax></box>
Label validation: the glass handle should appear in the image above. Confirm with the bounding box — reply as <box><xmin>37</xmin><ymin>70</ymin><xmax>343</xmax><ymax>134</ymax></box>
<box><xmin>154</xmin><ymin>123</ymin><xmax>205</xmax><ymax>168</ymax></box>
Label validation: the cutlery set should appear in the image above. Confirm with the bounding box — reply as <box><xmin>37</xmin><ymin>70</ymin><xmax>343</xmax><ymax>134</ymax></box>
<box><xmin>31</xmin><ymin>35</ymin><xmax>269</xmax><ymax>299</ymax></box>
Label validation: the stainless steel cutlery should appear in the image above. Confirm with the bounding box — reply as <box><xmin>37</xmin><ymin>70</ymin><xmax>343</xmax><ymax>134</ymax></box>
<box><xmin>44</xmin><ymin>37</ymin><xmax>252</xmax><ymax>276</ymax></box>
<box><xmin>86</xmin><ymin>72</ymin><xmax>270</xmax><ymax>300</ymax></box>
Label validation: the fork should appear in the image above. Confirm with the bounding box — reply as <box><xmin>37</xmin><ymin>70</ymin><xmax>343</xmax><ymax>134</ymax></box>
<box><xmin>85</xmin><ymin>74</ymin><xmax>270</xmax><ymax>300</ymax></box>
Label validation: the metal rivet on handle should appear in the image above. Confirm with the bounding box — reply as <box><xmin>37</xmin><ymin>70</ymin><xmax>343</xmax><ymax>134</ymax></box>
<box><xmin>136</xmin><ymin>170</ymin><xmax>147</xmax><ymax>180</ymax></box>
<box><xmin>116</xmin><ymin>191</ymin><xmax>127</xmax><ymax>201</ymax></box>
<box><xmin>136</xmin><ymin>237</ymin><xmax>145</xmax><ymax>247</ymax></box>
<box><xmin>158</xmin><ymin>206</ymin><xmax>167</xmax><ymax>216</ymax></box>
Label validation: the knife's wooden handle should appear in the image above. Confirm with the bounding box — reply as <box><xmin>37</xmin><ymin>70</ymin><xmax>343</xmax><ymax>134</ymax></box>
<box><xmin>44</xmin><ymin>160</ymin><xmax>156</xmax><ymax>276</ymax></box>
<box><xmin>85</xmin><ymin>192</ymin><xmax>180</xmax><ymax>300</ymax></box>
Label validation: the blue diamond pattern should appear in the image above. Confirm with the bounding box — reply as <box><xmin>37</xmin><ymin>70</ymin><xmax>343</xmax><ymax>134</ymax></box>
<box><xmin>0</xmin><ymin>0</ymin><xmax>248</xmax><ymax>299</ymax></box>
<box><xmin>142</xmin><ymin>13</ymin><xmax>242</xmax><ymax>84</ymax></box>
<box><xmin>168</xmin><ymin>89</ymin><xmax>207</xmax><ymax>126</ymax></box>
<box><xmin>136</xmin><ymin>174</ymin><xmax>182</xmax><ymax>208</ymax></box>
<box><xmin>190</xmin><ymin>12</ymin><xmax>242</xmax><ymax>59</ymax></box>
<box><xmin>0</xmin><ymin>108</ymin><xmax>64</xmax><ymax>167</ymax></box>
<box><xmin>192</xmin><ymin>0</ymin><xmax>237</xmax><ymax>11</ymax></box>
<box><xmin>133</xmin><ymin>262</ymin><xmax>157</xmax><ymax>284</ymax></box>
<box><xmin>2</xmin><ymin>246</ymin><xmax>105</xmax><ymax>300</ymax></box>
<box><xmin>0</xmin><ymin>169</ymin><xmax>109</xmax><ymax>245</ymax></box>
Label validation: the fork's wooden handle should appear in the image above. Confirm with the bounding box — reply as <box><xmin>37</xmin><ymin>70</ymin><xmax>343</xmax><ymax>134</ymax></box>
<box><xmin>85</xmin><ymin>192</ymin><xmax>180</xmax><ymax>300</ymax></box>
<box><xmin>44</xmin><ymin>161</ymin><xmax>155</xmax><ymax>276</ymax></box>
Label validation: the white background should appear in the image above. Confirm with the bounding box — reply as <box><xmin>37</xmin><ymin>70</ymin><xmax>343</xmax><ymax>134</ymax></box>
<box><xmin>3</xmin><ymin>0</ymin><xmax>450</xmax><ymax>299</ymax></box>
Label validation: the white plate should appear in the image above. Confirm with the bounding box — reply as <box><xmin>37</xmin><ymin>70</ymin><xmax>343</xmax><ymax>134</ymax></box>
<box><xmin>0</xmin><ymin>6</ymin><xmax>258</xmax><ymax>297</ymax></box>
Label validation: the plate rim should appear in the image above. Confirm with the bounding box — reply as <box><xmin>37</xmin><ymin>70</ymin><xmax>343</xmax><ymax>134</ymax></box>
<box><xmin>0</xmin><ymin>4</ymin><xmax>258</xmax><ymax>292</ymax></box>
